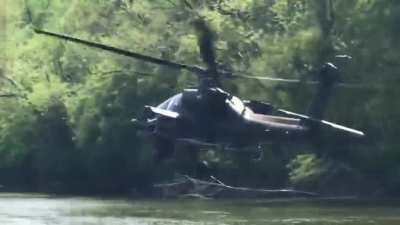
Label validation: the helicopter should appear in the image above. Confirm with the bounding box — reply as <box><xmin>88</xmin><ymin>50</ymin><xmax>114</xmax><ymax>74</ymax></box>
<box><xmin>34</xmin><ymin>20</ymin><xmax>364</xmax><ymax>163</ymax></box>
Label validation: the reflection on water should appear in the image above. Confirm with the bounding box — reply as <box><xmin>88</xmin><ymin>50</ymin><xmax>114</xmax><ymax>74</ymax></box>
<box><xmin>0</xmin><ymin>193</ymin><xmax>400</xmax><ymax>225</ymax></box>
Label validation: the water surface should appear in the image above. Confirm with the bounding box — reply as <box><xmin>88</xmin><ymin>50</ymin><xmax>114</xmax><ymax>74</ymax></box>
<box><xmin>0</xmin><ymin>193</ymin><xmax>399</xmax><ymax>225</ymax></box>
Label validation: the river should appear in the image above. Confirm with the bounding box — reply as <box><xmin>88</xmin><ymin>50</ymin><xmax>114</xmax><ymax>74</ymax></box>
<box><xmin>1</xmin><ymin>193</ymin><xmax>400</xmax><ymax>225</ymax></box>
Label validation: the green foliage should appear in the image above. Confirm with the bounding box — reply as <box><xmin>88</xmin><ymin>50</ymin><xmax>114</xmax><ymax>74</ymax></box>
<box><xmin>287</xmin><ymin>154</ymin><xmax>329</xmax><ymax>189</ymax></box>
<box><xmin>0</xmin><ymin>101</ymin><xmax>35</xmax><ymax>168</ymax></box>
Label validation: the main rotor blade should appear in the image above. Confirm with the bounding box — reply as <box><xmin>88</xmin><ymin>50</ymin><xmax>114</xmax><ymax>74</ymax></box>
<box><xmin>226</xmin><ymin>73</ymin><xmax>376</xmax><ymax>89</ymax></box>
<box><xmin>34</xmin><ymin>28</ymin><xmax>206</xmax><ymax>74</ymax></box>
<box><xmin>0</xmin><ymin>93</ymin><xmax>19</xmax><ymax>98</ymax></box>
<box><xmin>193</xmin><ymin>19</ymin><xmax>218</xmax><ymax>74</ymax></box>
<box><xmin>228</xmin><ymin>74</ymin><xmax>311</xmax><ymax>83</ymax></box>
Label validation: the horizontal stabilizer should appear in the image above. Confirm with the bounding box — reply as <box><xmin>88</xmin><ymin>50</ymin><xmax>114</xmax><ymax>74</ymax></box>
<box><xmin>277</xmin><ymin>109</ymin><xmax>365</xmax><ymax>138</ymax></box>
<box><xmin>319</xmin><ymin>119</ymin><xmax>365</xmax><ymax>137</ymax></box>
<box><xmin>146</xmin><ymin>106</ymin><xmax>180</xmax><ymax>119</ymax></box>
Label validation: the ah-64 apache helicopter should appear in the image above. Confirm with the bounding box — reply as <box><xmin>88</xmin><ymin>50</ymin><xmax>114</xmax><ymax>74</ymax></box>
<box><xmin>34</xmin><ymin>20</ymin><xmax>364</xmax><ymax>163</ymax></box>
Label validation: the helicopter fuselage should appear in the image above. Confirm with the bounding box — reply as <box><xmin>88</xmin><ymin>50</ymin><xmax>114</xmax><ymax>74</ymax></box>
<box><xmin>138</xmin><ymin>87</ymin><xmax>309</xmax><ymax>161</ymax></box>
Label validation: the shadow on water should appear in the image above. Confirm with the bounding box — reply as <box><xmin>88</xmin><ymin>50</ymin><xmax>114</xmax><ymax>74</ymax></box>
<box><xmin>1</xmin><ymin>193</ymin><xmax>400</xmax><ymax>225</ymax></box>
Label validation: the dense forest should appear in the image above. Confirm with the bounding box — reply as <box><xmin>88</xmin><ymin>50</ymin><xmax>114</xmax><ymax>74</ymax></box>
<box><xmin>0</xmin><ymin>0</ymin><xmax>399</xmax><ymax>196</ymax></box>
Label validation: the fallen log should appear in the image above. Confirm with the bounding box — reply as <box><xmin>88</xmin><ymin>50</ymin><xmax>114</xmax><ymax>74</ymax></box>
<box><xmin>153</xmin><ymin>175</ymin><xmax>319</xmax><ymax>199</ymax></box>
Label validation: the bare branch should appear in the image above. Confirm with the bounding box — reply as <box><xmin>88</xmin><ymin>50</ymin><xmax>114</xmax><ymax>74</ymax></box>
<box><xmin>0</xmin><ymin>73</ymin><xmax>24</xmax><ymax>91</ymax></box>
<box><xmin>181</xmin><ymin>0</ymin><xmax>194</xmax><ymax>10</ymax></box>
<box><xmin>165</xmin><ymin>0</ymin><xmax>177</xmax><ymax>7</ymax></box>
<box><xmin>155</xmin><ymin>175</ymin><xmax>320</xmax><ymax>198</ymax></box>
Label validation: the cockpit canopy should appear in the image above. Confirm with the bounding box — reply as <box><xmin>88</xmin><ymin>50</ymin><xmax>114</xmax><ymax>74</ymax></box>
<box><xmin>157</xmin><ymin>93</ymin><xmax>183</xmax><ymax>112</ymax></box>
<box><xmin>156</xmin><ymin>89</ymin><xmax>246</xmax><ymax>117</ymax></box>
